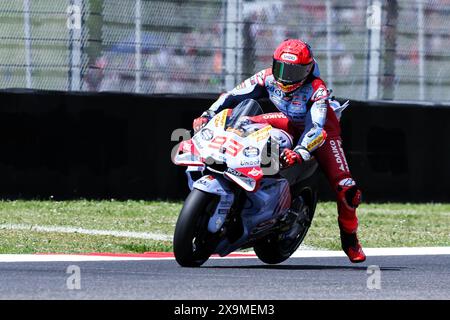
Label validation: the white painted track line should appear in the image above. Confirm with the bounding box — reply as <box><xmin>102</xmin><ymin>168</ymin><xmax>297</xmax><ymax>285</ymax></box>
<box><xmin>0</xmin><ymin>223</ymin><xmax>172</xmax><ymax>241</ymax></box>
<box><xmin>0</xmin><ymin>255</ymin><xmax>154</xmax><ymax>262</ymax></box>
<box><xmin>0</xmin><ymin>247</ymin><xmax>449</xmax><ymax>262</ymax></box>
<box><xmin>289</xmin><ymin>246</ymin><xmax>450</xmax><ymax>258</ymax></box>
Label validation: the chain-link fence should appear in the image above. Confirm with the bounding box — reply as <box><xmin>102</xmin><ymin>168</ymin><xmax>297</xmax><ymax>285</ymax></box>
<box><xmin>1</xmin><ymin>0</ymin><xmax>450</xmax><ymax>101</ymax></box>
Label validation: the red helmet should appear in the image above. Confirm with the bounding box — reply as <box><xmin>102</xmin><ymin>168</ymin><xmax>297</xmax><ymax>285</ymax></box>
<box><xmin>272</xmin><ymin>39</ymin><xmax>314</xmax><ymax>93</ymax></box>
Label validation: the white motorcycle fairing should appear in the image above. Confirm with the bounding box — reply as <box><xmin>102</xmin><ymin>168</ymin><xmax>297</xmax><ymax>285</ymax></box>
<box><xmin>192</xmin><ymin>175</ymin><xmax>234</xmax><ymax>233</ymax></box>
<box><xmin>173</xmin><ymin>108</ymin><xmax>295</xmax><ymax>256</ymax></box>
<box><xmin>213</xmin><ymin>177</ymin><xmax>291</xmax><ymax>256</ymax></box>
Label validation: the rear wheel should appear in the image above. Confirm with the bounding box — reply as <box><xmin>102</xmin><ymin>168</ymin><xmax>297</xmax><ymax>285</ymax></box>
<box><xmin>173</xmin><ymin>189</ymin><xmax>220</xmax><ymax>267</ymax></box>
<box><xmin>254</xmin><ymin>186</ymin><xmax>317</xmax><ymax>264</ymax></box>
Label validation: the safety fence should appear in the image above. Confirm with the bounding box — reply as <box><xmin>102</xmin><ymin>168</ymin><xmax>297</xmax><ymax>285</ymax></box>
<box><xmin>1</xmin><ymin>0</ymin><xmax>450</xmax><ymax>101</ymax></box>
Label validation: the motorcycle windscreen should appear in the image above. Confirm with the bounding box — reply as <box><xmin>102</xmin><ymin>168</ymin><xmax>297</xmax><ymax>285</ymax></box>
<box><xmin>226</xmin><ymin>99</ymin><xmax>263</xmax><ymax>131</ymax></box>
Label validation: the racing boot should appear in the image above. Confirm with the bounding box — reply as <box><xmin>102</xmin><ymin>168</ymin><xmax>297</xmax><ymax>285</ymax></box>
<box><xmin>340</xmin><ymin>230</ymin><xmax>366</xmax><ymax>263</ymax></box>
<box><xmin>336</xmin><ymin>178</ymin><xmax>366</xmax><ymax>263</ymax></box>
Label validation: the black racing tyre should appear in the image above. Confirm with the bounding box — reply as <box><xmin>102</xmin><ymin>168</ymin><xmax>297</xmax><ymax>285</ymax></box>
<box><xmin>253</xmin><ymin>185</ymin><xmax>317</xmax><ymax>264</ymax></box>
<box><xmin>173</xmin><ymin>189</ymin><xmax>220</xmax><ymax>267</ymax></box>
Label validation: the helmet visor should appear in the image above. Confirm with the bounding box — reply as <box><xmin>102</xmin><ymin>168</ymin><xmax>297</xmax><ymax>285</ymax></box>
<box><xmin>272</xmin><ymin>59</ymin><xmax>313</xmax><ymax>84</ymax></box>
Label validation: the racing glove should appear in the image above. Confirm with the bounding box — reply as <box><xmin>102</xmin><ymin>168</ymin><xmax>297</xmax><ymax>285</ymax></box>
<box><xmin>280</xmin><ymin>146</ymin><xmax>311</xmax><ymax>168</ymax></box>
<box><xmin>193</xmin><ymin>110</ymin><xmax>215</xmax><ymax>133</ymax></box>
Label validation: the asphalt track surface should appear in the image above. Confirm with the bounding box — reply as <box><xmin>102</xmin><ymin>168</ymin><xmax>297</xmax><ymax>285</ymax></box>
<box><xmin>0</xmin><ymin>254</ymin><xmax>449</xmax><ymax>300</ymax></box>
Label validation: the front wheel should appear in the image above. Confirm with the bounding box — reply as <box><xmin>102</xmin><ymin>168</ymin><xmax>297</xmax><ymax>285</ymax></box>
<box><xmin>173</xmin><ymin>189</ymin><xmax>220</xmax><ymax>267</ymax></box>
<box><xmin>253</xmin><ymin>186</ymin><xmax>317</xmax><ymax>264</ymax></box>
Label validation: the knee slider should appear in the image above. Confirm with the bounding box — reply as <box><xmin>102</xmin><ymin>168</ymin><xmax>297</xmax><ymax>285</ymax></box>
<box><xmin>337</xmin><ymin>178</ymin><xmax>362</xmax><ymax>208</ymax></box>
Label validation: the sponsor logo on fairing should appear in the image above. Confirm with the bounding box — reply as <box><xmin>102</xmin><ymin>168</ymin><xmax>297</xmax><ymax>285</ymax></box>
<box><xmin>200</xmin><ymin>128</ymin><xmax>214</xmax><ymax>141</ymax></box>
<box><xmin>235</xmin><ymin>81</ymin><xmax>247</xmax><ymax>90</ymax></box>
<box><xmin>214</xmin><ymin>110</ymin><xmax>228</xmax><ymax>128</ymax></box>
<box><xmin>248</xmin><ymin>167</ymin><xmax>263</xmax><ymax>177</ymax></box>
<box><xmin>192</xmin><ymin>136</ymin><xmax>203</xmax><ymax>149</ymax></box>
<box><xmin>197</xmin><ymin>179</ymin><xmax>210</xmax><ymax>187</ymax></box>
<box><xmin>243</xmin><ymin>146</ymin><xmax>260</xmax><ymax>157</ymax></box>
<box><xmin>240</xmin><ymin>159</ymin><xmax>259</xmax><ymax>167</ymax></box>
<box><xmin>250</xmin><ymin>126</ymin><xmax>272</xmax><ymax>142</ymax></box>
<box><xmin>226</xmin><ymin>167</ymin><xmax>243</xmax><ymax>177</ymax></box>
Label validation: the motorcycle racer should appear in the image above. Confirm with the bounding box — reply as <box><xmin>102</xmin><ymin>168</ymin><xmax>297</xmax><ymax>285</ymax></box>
<box><xmin>193</xmin><ymin>39</ymin><xmax>366</xmax><ymax>263</ymax></box>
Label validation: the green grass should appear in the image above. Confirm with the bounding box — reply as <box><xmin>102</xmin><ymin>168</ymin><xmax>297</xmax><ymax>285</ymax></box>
<box><xmin>305</xmin><ymin>202</ymin><xmax>450</xmax><ymax>250</ymax></box>
<box><xmin>0</xmin><ymin>229</ymin><xmax>172</xmax><ymax>254</ymax></box>
<box><xmin>0</xmin><ymin>200</ymin><xmax>449</xmax><ymax>254</ymax></box>
<box><xmin>0</xmin><ymin>200</ymin><xmax>180</xmax><ymax>235</ymax></box>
